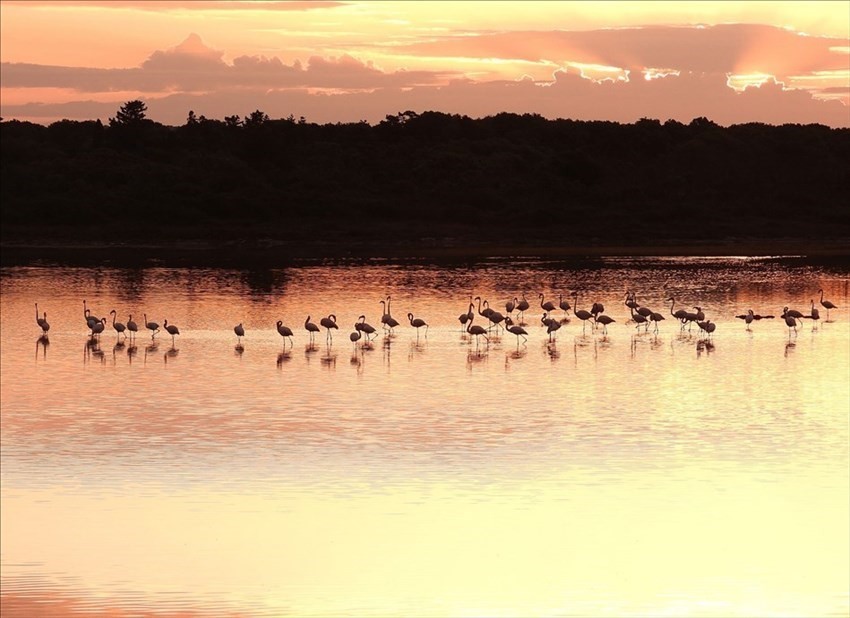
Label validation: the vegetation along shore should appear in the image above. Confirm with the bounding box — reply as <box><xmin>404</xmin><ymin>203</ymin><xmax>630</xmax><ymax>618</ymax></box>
<box><xmin>3</xmin><ymin>102</ymin><xmax>849</xmax><ymax>262</ymax></box>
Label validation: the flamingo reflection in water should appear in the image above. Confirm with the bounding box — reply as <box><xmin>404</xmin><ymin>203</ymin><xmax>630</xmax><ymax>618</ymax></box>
<box><xmin>321</xmin><ymin>346</ymin><xmax>338</xmax><ymax>369</ymax></box>
<box><xmin>84</xmin><ymin>337</ymin><xmax>105</xmax><ymax>365</ymax></box>
<box><xmin>144</xmin><ymin>340</ymin><xmax>159</xmax><ymax>365</ymax></box>
<box><xmin>36</xmin><ymin>334</ymin><xmax>49</xmax><ymax>361</ymax></box>
<box><xmin>277</xmin><ymin>349</ymin><xmax>292</xmax><ymax>368</ymax></box>
<box><xmin>127</xmin><ymin>342</ymin><xmax>138</xmax><ymax>364</ymax></box>
<box><xmin>164</xmin><ymin>345</ymin><xmax>179</xmax><ymax>364</ymax></box>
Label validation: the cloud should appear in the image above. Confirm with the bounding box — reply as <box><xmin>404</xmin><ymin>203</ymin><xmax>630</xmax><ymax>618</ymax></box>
<box><xmin>1</xmin><ymin>34</ymin><xmax>452</xmax><ymax>93</ymax></box>
<box><xmin>0</xmin><ymin>1</ymin><xmax>346</xmax><ymax>11</ymax></box>
<box><xmin>4</xmin><ymin>68</ymin><xmax>847</xmax><ymax>128</ymax></box>
<box><xmin>393</xmin><ymin>24</ymin><xmax>848</xmax><ymax>79</ymax></box>
<box><xmin>2</xmin><ymin>31</ymin><xmax>847</xmax><ymax>128</ymax></box>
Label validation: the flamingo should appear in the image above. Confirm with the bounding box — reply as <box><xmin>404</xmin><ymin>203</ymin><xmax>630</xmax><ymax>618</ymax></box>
<box><xmin>144</xmin><ymin>314</ymin><xmax>159</xmax><ymax>339</ymax></box>
<box><xmin>680</xmin><ymin>309</ymin><xmax>700</xmax><ymax>331</ymax></box>
<box><xmin>407</xmin><ymin>312</ymin><xmax>428</xmax><ymax>336</ymax></box>
<box><xmin>648</xmin><ymin>311</ymin><xmax>665</xmax><ymax>333</ymax></box>
<box><xmin>127</xmin><ymin>315</ymin><xmax>138</xmax><ymax>340</ymax></box>
<box><xmin>558</xmin><ymin>293</ymin><xmax>571</xmax><ymax>319</ymax></box>
<box><xmin>234</xmin><ymin>323</ymin><xmax>245</xmax><ymax>343</ymax></box>
<box><xmin>818</xmin><ymin>289</ymin><xmax>837</xmax><ymax>320</ymax></box>
<box><xmin>277</xmin><ymin>320</ymin><xmax>294</xmax><ymax>346</ymax></box>
<box><xmin>782</xmin><ymin>306</ymin><xmax>805</xmax><ymax>320</ymax></box>
<box><xmin>539</xmin><ymin>293</ymin><xmax>557</xmax><ymax>313</ymax></box>
<box><xmin>110</xmin><ymin>309</ymin><xmax>127</xmax><ymax>339</ymax></box>
<box><xmin>320</xmin><ymin>314</ymin><xmax>339</xmax><ymax>341</ymax></box>
<box><xmin>634</xmin><ymin>297</ymin><xmax>653</xmax><ymax>320</ymax></box>
<box><xmin>163</xmin><ymin>319</ymin><xmax>180</xmax><ymax>345</ymax></box>
<box><xmin>699</xmin><ymin>320</ymin><xmax>716</xmax><ymax>337</ymax></box>
<box><xmin>542</xmin><ymin>312</ymin><xmax>561</xmax><ymax>341</ymax></box>
<box><xmin>667</xmin><ymin>297</ymin><xmax>690</xmax><ymax>327</ymax></box>
<box><xmin>474</xmin><ymin>296</ymin><xmax>494</xmax><ymax>320</ymax></box>
<box><xmin>384</xmin><ymin>296</ymin><xmax>401</xmax><ymax>331</ymax></box>
<box><xmin>91</xmin><ymin>317</ymin><xmax>106</xmax><ymax>338</ymax></box>
<box><xmin>35</xmin><ymin>303</ymin><xmax>48</xmax><ymax>330</ymax></box>
<box><xmin>590</xmin><ymin>301</ymin><xmax>605</xmax><ymax>318</ymax></box>
<box><xmin>571</xmin><ymin>291</ymin><xmax>594</xmax><ymax>333</ymax></box>
<box><xmin>504</xmin><ymin>316</ymin><xmax>528</xmax><ymax>344</ymax></box>
<box><xmin>595</xmin><ymin>314</ymin><xmax>615</xmax><ymax>335</ymax></box>
<box><xmin>350</xmin><ymin>330</ymin><xmax>362</xmax><ymax>347</ymax></box>
<box><xmin>486</xmin><ymin>307</ymin><xmax>506</xmax><ymax>332</ymax></box>
<box><xmin>356</xmin><ymin>315</ymin><xmax>378</xmax><ymax>341</ymax></box>
<box><xmin>630</xmin><ymin>305</ymin><xmax>649</xmax><ymax>331</ymax></box>
<box><xmin>380</xmin><ymin>300</ymin><xmax>392</xmax><ymax>329</ymax></box>
<box><xmin>625</xmin><ymin>291</ymin><xmax>639</xmax><ymax>311</ymax></box>
<box><xmin>697</xmin><ymin>320</ymin><xmax>713</xmax><ymax>337</ymax></box>
<box><xmin>806</xmin><ymin>300</ymin><xmax>820</xmax><ymax>329</ymax></box>
<box><xmin>35</xmin><ymin>303</ymin><xmax>49</xmax><ymax>334</ymax></box>
<box><xmin>784</xmin><ymin>313</ymin><xmax>799</xmax><ymax>335</ymax></box>
<box><xmin>506</xmin><ymin>297</ymin><xmax>517</xmax><ymax>316</ymax></box>
<box><xmin>736</xmin><ymin>309</ymin><xmax>756</xmax><ymax>329</ymax></box>
<box><xmin>458</xmin><ymin>300</ymin><xmax>474</xmax><ymax>331</ymax></box>
<box><xmin>466</xmin><ymin>314</ymin><xmax>489</xmax><ymax>346</ymax></box>
<box><xmin>305</xmin><ymin>316</ymin><xmax>320</xmax><ymax>342</ymax></box>
<box><xmin>516</xmin><ymin>294</ymin><xmax>530</xmax><ymax>322</ymax></box>
<box><xmin>39</xmin><ymin>311</ymin><xmax>50</xmax><ymax>335</ymax></box>
<box><xmin>84</xmin><ymin>300</ymin><xmax>99</xmax><ymax>330</ymax></box>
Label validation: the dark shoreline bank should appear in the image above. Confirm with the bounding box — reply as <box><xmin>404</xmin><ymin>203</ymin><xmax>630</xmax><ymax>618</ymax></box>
<box><xmin>3</xmin><ymin>226</ymin><xmax>848</xmax><ymax>267</ymax></box>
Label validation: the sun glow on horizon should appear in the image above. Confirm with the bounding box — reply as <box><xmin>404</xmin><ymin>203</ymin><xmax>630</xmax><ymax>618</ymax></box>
<box><xmin>1</xmin><ymin>1</ymin><xmax>848</xmax><ymax>126</ymax></box>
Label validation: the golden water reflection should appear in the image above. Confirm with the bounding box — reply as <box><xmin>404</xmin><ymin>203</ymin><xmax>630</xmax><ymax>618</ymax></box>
<box><xmin>2</xmin><ymin>257</ymin><xmax>848</xmax><ymax>616</ymax></box>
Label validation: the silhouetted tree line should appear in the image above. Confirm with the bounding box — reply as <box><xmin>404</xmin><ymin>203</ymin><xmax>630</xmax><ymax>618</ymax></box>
<box><xmin>2</xmin><ymin>100</ymin><xmax>849</xmax><ymax>244</ymax></box>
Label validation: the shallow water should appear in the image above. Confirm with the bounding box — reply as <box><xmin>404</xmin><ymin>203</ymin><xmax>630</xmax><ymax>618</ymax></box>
<box><xmin>2</xmin><ymin>256</ymin><xmax>849</xmax><ymax>617</ymax></box>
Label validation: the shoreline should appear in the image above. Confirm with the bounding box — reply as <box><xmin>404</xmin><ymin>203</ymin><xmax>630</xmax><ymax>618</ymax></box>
<box><xmin>2</xmin><ymin>235</ymin><xmax>849</xmax><ymax>266</ymax></box>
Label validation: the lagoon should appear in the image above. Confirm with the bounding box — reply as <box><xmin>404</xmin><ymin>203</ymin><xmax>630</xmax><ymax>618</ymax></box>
<box><xmin>1</xmin><ymin>256</ymin><xmax>848</xmax><ymax>617</ymax></box>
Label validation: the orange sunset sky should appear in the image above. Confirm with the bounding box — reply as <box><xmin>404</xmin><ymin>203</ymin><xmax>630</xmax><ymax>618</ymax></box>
<box><xmin>1</xmin><ymin>0</ymin><xmax>848</xmax><ymax>127</ymax></box>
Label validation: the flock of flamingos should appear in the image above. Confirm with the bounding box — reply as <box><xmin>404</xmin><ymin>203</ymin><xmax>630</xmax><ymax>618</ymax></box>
<box><xmin>32</xmin><ymin>289</ymin><xmax>838</xmax><ymax>350</ymax></box>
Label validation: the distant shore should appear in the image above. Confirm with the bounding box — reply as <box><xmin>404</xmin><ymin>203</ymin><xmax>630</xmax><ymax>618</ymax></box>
<box><xmin>2</xmin><ymin>225</ymin><xmax>848</xmax><ymax>266</ymax></box>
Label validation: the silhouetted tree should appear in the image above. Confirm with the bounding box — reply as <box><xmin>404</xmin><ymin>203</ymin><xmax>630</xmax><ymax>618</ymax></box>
<box><xmin>244</xmin><ymin>110</ymin><xmax>270</xmax><ymax>126</ymax></box>
<box><xmin>109</xmin><ymin>100</ymin><xmax>148</xmax><ymax>127</ymax></box>
<box><xmin>224</xmin><ymin>115</ymin><xmax>242</xmax><ymax>128</ymax></box>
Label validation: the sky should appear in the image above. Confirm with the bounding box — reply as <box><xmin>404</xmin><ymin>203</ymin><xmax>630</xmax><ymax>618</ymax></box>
<box><xmin>1</xmin><ymin>0</ymin><xmax>849</xmax><ymax>127</ymax></box>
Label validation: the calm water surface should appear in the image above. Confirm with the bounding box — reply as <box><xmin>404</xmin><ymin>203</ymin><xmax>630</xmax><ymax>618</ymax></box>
<box><xmin>2</xmin><ymin>256</ymin><xmax>849</xmax><ymax>617</ymax></box>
